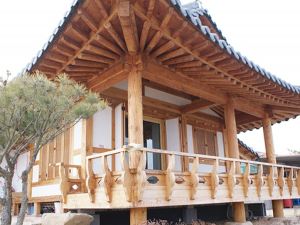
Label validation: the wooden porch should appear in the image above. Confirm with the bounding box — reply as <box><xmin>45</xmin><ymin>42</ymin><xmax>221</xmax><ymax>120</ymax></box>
<box><xmin>61</xmin><ymin>147</ymin><xmax>300</xmax><ymax>210</ymax></box>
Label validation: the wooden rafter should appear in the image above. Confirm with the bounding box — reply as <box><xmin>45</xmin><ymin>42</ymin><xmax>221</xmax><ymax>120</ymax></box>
<box><xmin>118</xmin><ymin>1</ymin><xmax>139</xmax><ymax>53</ymax></box>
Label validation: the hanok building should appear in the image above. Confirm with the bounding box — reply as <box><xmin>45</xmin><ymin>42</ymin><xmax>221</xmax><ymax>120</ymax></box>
<box><xmin>13</xmin><ymin>0</ymin><xmax>300</xmax><ymax>224</ymax></box>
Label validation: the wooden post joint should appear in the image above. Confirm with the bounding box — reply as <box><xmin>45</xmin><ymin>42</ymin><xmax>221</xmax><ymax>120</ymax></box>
<box><xmin>124</xmin><ymin>54</ymin><xmax>144</xmax><ymax>72</ymax></box>
<box><xmin>123</xmin><ymin>145</ymin><xmax>146</xmax><ymax>202</ymax></box>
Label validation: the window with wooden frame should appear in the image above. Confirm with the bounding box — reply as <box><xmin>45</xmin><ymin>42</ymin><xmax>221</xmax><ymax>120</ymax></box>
<box><xmin>193</xmin><ymin>127</ymin><xmax>218</xmax><ymax>156</ymax></box>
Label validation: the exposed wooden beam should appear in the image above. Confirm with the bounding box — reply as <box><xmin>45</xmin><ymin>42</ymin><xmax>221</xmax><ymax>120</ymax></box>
<box><xmin>181</xmin><ymin>99</ymin><xmax>216</xmax><ymax>114</ymax></box>
<box><xmin>86</xmin><ymin>61</ymin><xmax>128</xmax><ymax>92</ymax></box>
<box><xmin>142</xmin><ymin>79</ymin><xmax>197</xmax><ymax>101</ymax></box>
<box><xmin>271</xmin><ymin>105</ymin><xmax>300</xmax><ymax>114</ymax></box>
<box><xmin>232</xmin><ymin>97</ymin><xmax>265</xmax><ymax>118</ymax></box>
<box><xmin>143</xmin><ymin>58</ymin><xmax>228</xmax><ymax>104</ymax></box>
<box><xmin>103</xmin><ymin>87</ymin><xmax>181</xmax><ymax>115</ymax></box>
<box><xmin>118</xmin><ymin>1</ymin><xmax>139</xmax><ymax>53</ymax></box>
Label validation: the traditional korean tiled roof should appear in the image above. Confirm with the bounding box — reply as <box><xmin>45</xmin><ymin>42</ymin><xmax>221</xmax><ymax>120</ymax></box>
<box><xmin>171</xmin><ymin>0</ymin><xmax>300</xmax><ymax>94</ymax></box>
<box><xmin>23</xmin><ymin>0</ymin><xmax>300</xmax><ymax>95</ymax></box>
<box><xmin>238</xmin><ymin>139</ymin><xmax>260</xmax><ymax>160</ymax></box>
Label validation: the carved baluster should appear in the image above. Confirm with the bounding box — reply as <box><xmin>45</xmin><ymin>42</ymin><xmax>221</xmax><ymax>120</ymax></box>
<box><xmin>243</xmin><ymin>162</ymin><xmax>250</xmax><ymax>198</ymax></box>
<box><xmin>86</xmin><ymin>159</ymin><xmax>96</xmax><ymax>202</ymax></box>
<box><xmin>190</xmin><ymin>157</ymin><xmax>199</xmax><ymax>200</ymax></box>
<box><xmin>59</xmin><ymin>163</ymin><xmax>68</xmax><ymax>203</ymax></box>
<box><xmin>267</xmin><ymin>166</ymin><xmax>275</xmax><ymax>196</ymax></box>
<box><xmin>165</xmin><ymin>154</ymin><xmax>175</xmax><ymax>201</ymax></box>
<box><xmin>136</xmin><ymin>150</ymin><xmax>147</xmax><ymax>201</ymax></box>
<box><xmin>121</xmin><ymin>151</ymin><xmax>133</xmax><ymax>202</ymax></box>
<box><xmin>256</xmin><ymin>164</ymin><xmax>263</xmax><ymax>197</ymax></box>
<box><xmin>210</xmin><ymin>159</ymin><xmax>219</xmax><ymax>199</ymax></box>
<box><xmin>228</xmin><ymin>161</ymin><xmax>236</xmax><ymax>198</ymax></box>
<box><xmin>287</xmin><ymin>168</ymin><xmax>294</xmax><ymax>195</ymax></box>
<box><xmin>101</xmin><ymin>156</ymin><xmax>113</xmax><ymax>202</ymax></box>
<box><xmin>296</xmin><ymin>170</ymin><xmax>300</xmax><ymax>195</ymax></box>
<box><xmin>277</xmin><ymin>167</ymin><xmax>285</xmax><ymax>196</ymax></box>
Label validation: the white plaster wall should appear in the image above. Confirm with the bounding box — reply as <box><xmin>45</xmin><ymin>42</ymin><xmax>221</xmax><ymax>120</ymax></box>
<box><xmin>73</xmin><ymin>119</ymin><xmax>82</xmax><ymax>150</ymax></box>
<box><xmin>217</xmin><ymin>131</ymin><xmax>225</xmax><ymax>157</ymax></box>
<box><xmin>93</xmin><ymin>107</ymin><xmax>112</xmax><ymax>149</ymax></box>
<box><xmin>32</xmin><ymin>165</ymin><xmax>39</xmax><ymax>183</ymax></box>
<box><xmin>32</xmin><ymin>184</ymin><xmax>61</xmax><ymax>197</ymax></box>
<box><xmin>145</xmin><ymin>87</ymin><xmax>191</xmax><ymax>106</ymax></box>
<box><xmin>199</xmin><ymin>108</ymin><xmax>221</xmax><ymax>118</ymax></box>
<box><xmin>12</xmin><ymin>152</ymin><xmax>29</xmax><ymax>192</ymax></box>
<box><xmin>187</xmin><ymin>124</ymin><xmax>194</xmax><ymax>154</ymax></box>
<box><xmin>114</xmin><ymin>104</ymin><xmax>123</xmax><ymax>171</ymax></box>
<box><xmin>166</xmin><ymin>118</ymin><xmax>181</xmax><ymax>171</ymax></box>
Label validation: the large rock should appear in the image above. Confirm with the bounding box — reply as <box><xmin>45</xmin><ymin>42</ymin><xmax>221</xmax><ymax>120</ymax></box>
<box><xmin>41</xmin><ymin>212</ymin><xmax>93</xmax><ymax>225</ymax></box>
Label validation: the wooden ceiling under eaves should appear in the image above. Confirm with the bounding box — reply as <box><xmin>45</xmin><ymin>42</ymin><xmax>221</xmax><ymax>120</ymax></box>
<box><xmin>28</xmin><ymin>0</ymin><xmax>300</xmax><ymax>132</ymax></box>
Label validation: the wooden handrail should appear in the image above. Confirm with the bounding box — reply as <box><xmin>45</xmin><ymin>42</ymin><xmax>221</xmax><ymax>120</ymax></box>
<box><xmin>86</xmin><ymin>147</ymin><xmax>300</xmax><ymax>171</ymax></box>
<box><xmin>84</xmin><ymin>146</ymin><xmax>300</xmax><ymax>204</ymax></box>
<box><xmin>86</xmin><ymin>148</ymin><xmax>126</xmax><ymax>160</ymax></box>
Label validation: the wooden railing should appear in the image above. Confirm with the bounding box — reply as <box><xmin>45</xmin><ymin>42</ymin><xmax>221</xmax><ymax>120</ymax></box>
<box><xmin>50</xmin><ymin>163</ymin><xmax>84</xmax><ymax>203</ymax></box>
<box><xmin>84</xmin><ymin>146</ymin><xmax>300</xmax><ymax>205</ymax></box>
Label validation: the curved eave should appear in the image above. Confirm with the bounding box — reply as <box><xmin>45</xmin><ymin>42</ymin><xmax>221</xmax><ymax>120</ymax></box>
<box><xmin>170</xmin><ymin>0</ymin><xmax>300</xmax><ymax>96</ymax></box>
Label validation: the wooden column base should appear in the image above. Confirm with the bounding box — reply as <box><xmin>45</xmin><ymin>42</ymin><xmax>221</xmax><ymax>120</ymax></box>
<box><xmin>272</xmin><ymin>200</ymin><xmax>284</xmax><ymax>218</ymax></box>
<box><xmin>232</xmin><ymin>202</ymin><xmax>246</xmax><ymax>223</ymax></box>
<box><xmin>130</xmin><ymin>208</ymin><xmax>147</xmax><ymax>225</ymax></box>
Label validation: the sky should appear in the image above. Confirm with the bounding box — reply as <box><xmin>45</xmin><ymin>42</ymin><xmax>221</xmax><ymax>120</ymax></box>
<box><xmin>1</xmin><ymin>0</ymin><xmax>300</xmax><ymax>155</ymax></box>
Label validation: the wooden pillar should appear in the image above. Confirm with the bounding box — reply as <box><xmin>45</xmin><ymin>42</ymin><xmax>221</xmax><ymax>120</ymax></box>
<box><xmin>33</xmin><ymin>202</ymin><xmax>41</xmax><ymax>216</ymax></box>
<box><xmin>224</xmin><ymin>99</ymin><xmax>246</xmax><ymax>223</ymax></box>
<box><xmin>127</xmin><ymin>55</ymin><xmax>147</xmax><ymax>224</ymax></box>
<box><xmin>263</xmin><ymin>113</ymin><xmax>284</xmax><ymax>218</ymax></box>
<box><xmin>130</xmin><ymin>208</ymin><xmax>147</xmax><ymax>225</ymax></box>
<box><xmin>127</xmin><ymin>55</ymin><xmax>144</xmax><ymax>167</ymax></box>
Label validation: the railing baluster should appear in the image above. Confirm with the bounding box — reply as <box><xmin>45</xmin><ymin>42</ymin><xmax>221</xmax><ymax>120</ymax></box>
<box><xmin>297</xmin><ymin>169</ymin><xmax>300</xmax><ymax>195</ymax></box>
<box><xmin>267</xmin><ymin>166</ymin><xmax>275</xmax><ymax>196</ymax></box>
<box><xmin>86</xmin><ymin>159</ymin><xmax>96</xmax><ymax>202</ymax></box>
<box><xmin>101</xmin><ymin>155</ymin><xmax>113</xmax><ymax>202</ymax></box>
<box><xmin>121</xmin><ymin>151</ymin><xmax>133</xmax><ymax>202</ymax></box>
<box><xmin>287</xmin><ymin>168</ymin><xmax>294</xmax><ymax>195</ymax></box>
<box><xmin>228</xmin><ymin>161</ymin><xmax>236</xmax><ymax>198</ymax></box>
<box><xmin>243</xmin><ymin>162</ymin><xmax>250</xmax><ymax>197</ymax></box>
<box><xmin>166</xmin><ymin>154</ymin><xmax>175</xmax><ymax>201</ymax></box>
<box><xmin>210</xmin><ymin>159</ymin><xmax>219</xmax><ymax>199</ymax></box>
<box><xmin>256</xmin><ymin>164</ymin><xmax>263</xmax><ymax>197</ymax></box>
<box><xmin>277</xmin><ymin>167</ymin><xmax>285</xmax><ymax>196</ymax></box>
<box><xmin>190</xmin><ymin>157</ymin><xmax>199</xmax><ymax>200</ymax></box>
<box><xmin>58</xmin><ymin>162</ymin><xmax>68</xmax><ymax>203</ymax></box>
